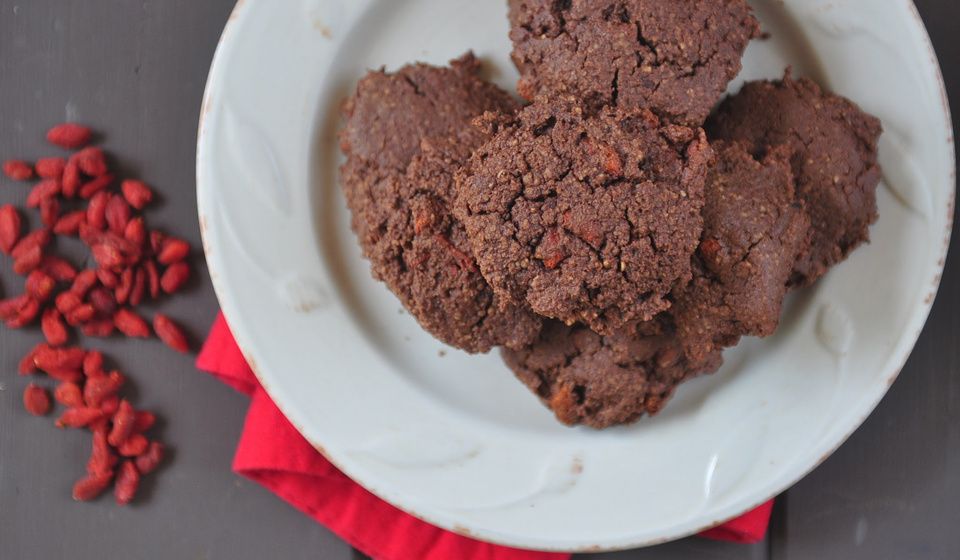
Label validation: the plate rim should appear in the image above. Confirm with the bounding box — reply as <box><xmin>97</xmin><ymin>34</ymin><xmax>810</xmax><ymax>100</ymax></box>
<box><xmin>196</xmin><ymin>0</ymin><xmax>956</xmax><ymax>552</ymax></box>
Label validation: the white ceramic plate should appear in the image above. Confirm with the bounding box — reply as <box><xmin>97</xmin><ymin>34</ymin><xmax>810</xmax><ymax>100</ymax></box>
<box><xmin>197</xmin><ymin>0</ymin><xmax>954</xmax><ymax>551</ymax></box>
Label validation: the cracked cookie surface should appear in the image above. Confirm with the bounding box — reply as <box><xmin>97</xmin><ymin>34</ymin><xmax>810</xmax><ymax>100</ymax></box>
<box><xmin>339</xmin><ymin>54</ymin><xmax>543</xmax><ymax>353</ymax></box>
<box><xmin>673</xmin><ymin>141</ymin><xmax>812</xmax><ymax>363</ymax></box>
<box><xmin>707</xmin><ymin>73</ymin><xmax>883</xmax><ymax>286</ymax></box>
<box><xmin>455</xmin><ymin>96</ymin><xmax>711</xmax><ymax>335</ymax></box>
<box><xmin>507</xmin><ymin>0</ymin><xmax>760</xmax><ymax>126</ymax></box>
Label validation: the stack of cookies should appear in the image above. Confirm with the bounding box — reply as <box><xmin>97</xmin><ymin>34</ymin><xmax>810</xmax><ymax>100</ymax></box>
<box><xmin>339</xmin><ymin>0</ymin><xmax>882</xmax><ymax>428</ymax></box>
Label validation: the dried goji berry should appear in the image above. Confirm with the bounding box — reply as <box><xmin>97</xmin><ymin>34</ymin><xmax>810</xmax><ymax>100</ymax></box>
<box><xmin>157</xmin><ymin>238</ymin><xmax>189</xmax><ymax>265</ymax></box>
<box><xmin>160</xmin><ymin>262</ymin><xmax>189</xmax><ymax>294</ymax></box>
<box><xmin>0</xmin><ymin>204</ymin><xmax>22</xmax><ymax>254</ymax></box>
<box><xmin>87</xmin><ymin>427</ymin><xmax>118</xmax><ymax>477</ymax></box>
<box><xmin>144</xmin><ymin>260</ymin><xmax>160</xmax><ymax>299</ymax></box>
<box><xmin>12</xmin><ymin>244</ymin><xmax>43</xmax><ymax>276</ymax></box>
<box><xmin>115</xmin><ymin>267</ymin><xmax>134</xmax><ymax>304</ymax></box>
<box><xmin>70</xmin><ymin>269</ymin><xmax>98</xmax><ymax>297</ymax></box>
<box><xmin>78</xmin><ymin>173</ymin><xmax>114</xmax><ymax>199</ymax></box>
<box><xmin>99</xmin><ymin>394</ymin><xmax>120</xmax><ymax>415</ymax></box>
<box><xmin>53</xmin><ymin>209</ymin><xmax>87</xmax><ymax>235</ymax></box>
<box><xmin>123</xmin><ymin>217</ymin><xmax>146</xmax><ymax>247</ymax></box>
<box><xmin>65</xmin><ymin>303</ymin><xmax>96</xmax><ymax>326</ymax></box>
<box><xmin>83</xmin><ymin>350</ymin><xmax>104</xmax><ymax>377</ymax></box>
<box><xmin>26</xmin><ymin>179</ymin><xmax>61</xmax><ymax>208</ymax></box>
<box><xmin>41</xmin><ymin>308</ymin><xmax>69</xmax><ymax>346</ymax></box>
<box><xmin>133</xmin><ymin>411</ymin><xmax>156</xmax><ymax>433</ymax></box>
<box><xmin>105</xmin><ymin>196</ymin><xmax>131</xmax><ymax>236</ymax></box>
<box><xmin>40</xmin><ymin>197</ymin><xmax>60</xmax><ymax>227</ymax></box>
<box><xmin>119</xmin><ymin>434</ymin><xmax>148</xmax><ymax>457</ymax></box>
<box><xmin>40</xmin><ymin>255</ymin><xmax>77</xmax><ymax>282</ymax></box>
<box><xmin>114</xmin><ymin>308</ymin><xmax>150</xmax><ymax>338</ymax></box>
<box><xmin>149</xmin><ymin>230</ymin><xmax>166</xmax><ymax>255</ymax></box>
<box><xmin>23</xmin><ymin>384</ymin><xmax>51</xmax><ymax>416</ymax></box>
<box><xmin>0</xmin><ymin>293</ymin><xmax>29</xmax><ymax>322</ymax></box>
<box><xmin>62</xmin><ymin>157</ymin><xmax>81</xmax><ymax>198</ymax></box>
<box><xmin>6</xmin><ymin>297</ymin><xmax>40</xmax><ymax>328</ymax></box>
<box><xmin>153</xmin><ymin>314</ymin><xmax>190</xmax><ymax>353</ymax></box>
<box><xmin>11</xmin><ymin>228</ymin><xmax>51</xmax><ymax>259</ymax></box>
<box><xmin>72</xmin><ymin>472</ymin><xmax>113</xmax><ymax>502</ymax></box>
<box><xmin>91</xmin><ymin>243</ymin><xmax>124</xmax><ymax>270</ymax></box>
<box><xmin>82</xmin><ymin>319</ymin><xmax>115</xmax><ymax>338</ymax></box>
<box><xmin>55</xmin><ymin>291</ymin><xmax>82</xmax><ymax>314</ymax></box>
<box><xmin>34</xmin><ymin>345</ymin><xmax>86</xmax><ymax>372</ymax></box>
<box><xmin>84</xmin><ymin>370</ymin><xmax>124</xmax><ymax>407</ymax></box>
<box><xmin>25</xmin><ymin>269</ymin><xmax>56</xmax><ymax>301</ymax></box>
<box><xmin>120</xmin><ymin>179</ymin><xmax>154</xmax><ymax>210</ymax></box>
<box><xmin>18</xmin><ymin>344</ymin><xmax>43</xmax><ymax>375</ymax></box>
<box><xmin>54</xmin><ymin>381</ymin><xmax>84</xmax><ymax>408</ymax></box>
<box><xmin>129</xmin><ymin>267</ymin><xmax>146</xmax><ymax>306</ymax></box>
<box><xmin>75</xmin><ymin>147</ymin><xmax>108</xmax><ymax>177</ymax></box>
<box><xmin>96</xmin><ymin>268</ymin><xmax>118</xmax><ymax>288</ymax></box>
<box><xmin>56</xmin><ymin>407</ymin><xmax>105</xmax><ymax>428</ymax></box>
<box><xmin>108</xmin><ymin>400</ymin><xmax>136</xmax><ymax>446</ymax></box>
<box><xmin>88</xmin><ymin>286</ymin><xmax>116</xmax><ymax>316</ymax></box>
<box><xmin>35</xmin><ymin>157</ymin><xmax>66</xmax><ymax>180</ymax></box>
<box><xmin>47</xmin><ymin>123</ymin><xmax>92</xmax><ymax>149</ymax></box>
<box><xmin>114</xmin><ymin>460</ymin><xmax>140</xmax><ymax>505</ymax></box>
<box><xmin>3</xmin><ymin>159</ymin><xmax>34</xmax><ymax>181</ymax></box>
<box><xmin>135</xmin><ymin>441</ymin><xmax>164</xmax><ymax>475</ymax></box>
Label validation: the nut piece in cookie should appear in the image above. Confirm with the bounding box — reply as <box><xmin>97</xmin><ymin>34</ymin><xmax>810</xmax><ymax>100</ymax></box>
<box><xmin>508</xmin><ymin>0</ymin><xmax>760</xmax><ymax>125</ymax></box>
<box><xmin>707</xmin><ymin>72</ymin><xmax>883</xmax><ymax>286</ymax></box>
<box><xmin>502</xmin><ymin>318</ymin><xmax>723</xmax><ymax>429</ymax></box>
<box><xmin>339</xmin><ymin>54</ymin><xmax>542</xmax><ymax>353</ymax></box>
<box><xmin>673</xmin><ymin>141</ymin><xmax>812</xmax><ymax>362</ymax></box>
<box><xmin>456</xmin><ymin>96</ymin><xmax>712</xmax><ymax>335</ymax></box>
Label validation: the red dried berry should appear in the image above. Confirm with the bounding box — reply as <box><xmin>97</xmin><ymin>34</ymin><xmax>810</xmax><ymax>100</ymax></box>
<box><xmin>96</xmin><ymin>268</ymin><xmax>119</xmax><ymax>288</ymax></box>
<box><xmin>149</xmin><ymin>230</ymin><xmax>166</xmax><ymax>255</ymax></box>
<box><xmin>83</xmin><ymin>350</ymin><xmax>104</xmax><ymax>377</ymax></box>
<box><xmin>120</xmin><ymin>179</ymin><xmax>154</xmax><ymax>210</ymax></box>
<box><xmin>157</xmin><ymin>238</ymin><xmax>190</xmax><ymax>265</ymax></box>
<box><xmin>82</xmin><ymin>318</ymin><xmax>115</xmax><ymax>338</ymax></box>
<box><xmin>99</xmin><ymin>395</ymin><xmax>120</xmax><ymax>416</ymax></box>
<box><xmin>41</xmin><ymin>308</ymin><xmax>69</xmax><ymax>346</ymax></box>
<box><xmin>119</xmin><ymin>434</ymin><xmax>149</xmax><ymax>457</ymax></box>
<box><xmin>56</xmin><ymin>407</ymin><xmax>105</xmax><ymax>428</ymax></box>
<box><xmin>105</xmin><ymin>196</ymin><xmax>131</xmax><ymax>236</ymax></box>
<box><xmin>47</xmin><ymin>123</ymin><xmax>92</xmax><ymax>149</ymax></box>
<box><xmin>144</xmin><ymin>260</ymin><xmax>160</xmax><ymax>299</ymax></box>
<box><xmin>72</xmin><ymin>472</ymin><xmax>113</xmax><ymax>502</ymax></box>
<box><xmin>0</xmin><ymin>294</ymin><xmax>28</xmax><ymax>322</ymax></box>
<box><xmin>133</xmin><ymin>411</ymin><xmax>156</xmax><ymax>433</ymax></box>
<box><xmin>23</xmin><ymin>384</ymin><xmax>51</xmax><ymax>416</ymax></box>
<box><xmin>75</xmin><ymin>147</ymin><xmax>108</xmax><ymax>177</ymax></box>
<box><xmin>153</xmin><ymin>314</ymin><xmax>190</xmax><ymax>353</ymax></box>
<box><xmin>65</xmin><ymin>303</ymin><xmax>96</xmax><ymax>326</ymax></box>
<box><xmin>160</xmin><ymin>262</ymin><xmax>189</xmax><ymax>294</ymax></box>
<box><xmin>135</xmin><ymin>441</ymin><xmax>164</xmax><ymax>475</ymax></box>
<box><xmin>78</xmin><ymin>173</ymin><xmax>114</xmax><ymax>199</ymax></box>
<box><xmin>53</xmin><ymin>210</ymin><xmax>86</xmax><ymax>235</ymax></box>
<box><xmin>70</xmin><ymin>269</ymin><xmax>98</xmax><ymax>297</ymax></box>
<box><xmin>40</xmin><ymin>255</ymin><xmax>77</xmax><ymax>282</ymax></box>
<box><xmin>54</xmin><ymin>381</ymin><xmax>84</xmax><ymax>408</ymax></box>
<box><xmin>18</xmin><ymin>344</ymin><xmax>42</xmax><ymax>375</ymax></box>
<box><xmin>25</xmin><ymin>269</ymin><xmax>56</xmax><ymax>301</ymax></box>
<box><xmin>26</xmin><ymin>179</ymin><xmax>61</xmax><ymax>208</ymax></box>
<box><xmin>55</xmin><ymin>291</ymin><xmax>82</xmax><ymax>314</ymax></box>
<box><xmin>62</xmin><ymin>157</ymin><xmax>81</xmax><ymax>198</ymax></box>
<box><xmin>6</xmin><ymin>297</ymin><xmax>40</xmax><ymax>328</ymax></box>
<box><xmin>39</xmin><ymin>197</ymin><xmax>61</xmax><ymax>227</ymax></box>
<box><xmin>115</xmin><ymin>268</ymin><xmax>134</xmax><ymax>304</ymax></box>
<box><xmin>3</xmin><ymin>159</ymin><xmax>34</xmax><ymax>181</ymax></box>
<box><xmin>123</xmin><ymin>217</ymin><xmax>146</xmax><ymax>248</ymax></box>
<box><xmin>0</xmin><ymin>204</ymin><xmax>22</xmax><ymax>254</ymax></box>
<box><xmin>88</xmin><ymin>286</ymin><xmax>117</xmax><ymax>316</ymax></box>
<box><xmin>108</xmin><ymin>400</ymin><xmax>136</xmax><ymax>446</ymax></box>
<box><xmin>12</xmin><ymin>245</ymin><xmax>43</xmax><ymax>276</ymax></box>
<box><xmin>87</xmin><ymin>191</ymin><xmax>110</xmax><ymax>230</ymax></box>
<box><xmin>114</xmin><ymin>460</ymin><xmax>140</xmax><ymax>505</ymax></box>
<box><xmin>91</xmin><ymin>243</ymin><xmax>124</xmax><ymax>270</ymax></box>
<box><xmin>130</xmin><ymin>267</ymin><xmax>146</xmax><ymax>306</ymax></box>
<box><xmin>35</xmin><ymin>157</ymin><xmax>66</xmax><ymax>180</ymax></box>
<box><xmin>87</xmin><ymin>428</ymin><xmax>118</xmax><ymax>478</ymax></box>
<box><xmin>12</xmin><ymin>229</ymin><xmax>51</xmax><ymax>259</ymax></box>
<box><xmin>114</xmin><ymin>308</ymin><xmax>150</xmax><ymax>338</ymax></box>
<box><xmin>34</xmin><ymin>344</ymin><xmax>86</xmax><ymax>372</ymax></box>
<box><xmin>84</xmin><ymin>370</ymin><xmax>124</xmax><ymax>407</ymax></box>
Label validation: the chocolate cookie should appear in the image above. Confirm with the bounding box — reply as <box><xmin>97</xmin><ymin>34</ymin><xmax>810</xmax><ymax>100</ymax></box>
<box><xmin>502</xmin><ymin>318</ymin><xmax>723</xmax><ymax>429</ymax></box>
<box><xmin>508</xmin><ymin>0</ymin><xmax>760</xmax><ymax>125</ymax></box>
<box><xmin>339</xmin><ymin>54</ymin><xmax>543</xmax><ymax>353</ymax></box>
<box><xmin>455</xmin><ymin>96</ymin><xmax>712</xmax><ymax>335</ymax></box>
<box><xmin>672</xmin><ymin>141</ymin><xmax>811</xmax><ymax>362</ymax></box>
<box><xmin>707</xmin><ymin>72</ymin><xmax>883</xmax><ymax>286</ymax></box>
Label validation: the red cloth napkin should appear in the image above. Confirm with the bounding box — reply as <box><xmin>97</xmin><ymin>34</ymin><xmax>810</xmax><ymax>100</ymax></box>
<box><xmin>197</xmin><ymin>313</ymin><xmax>773</xmax><ymax>560</ymax></box>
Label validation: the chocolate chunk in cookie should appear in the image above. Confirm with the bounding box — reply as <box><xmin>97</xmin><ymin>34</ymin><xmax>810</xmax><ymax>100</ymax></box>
<box><xmin>502</xmin><ymin>318</ymin><xmax>723</xmax><ymax>429</ymax></box>
<box><xmin>456</xmin><ymin>96</ymin><xmax>711</xmax><ymax>335</ymax></box>
<box><xmin>707</xmin><ymin>72</ymin><xmax>883</xmax><ymax>286</ymax></box>
<box><xmin>508</xmin><ymin>0</ymin><xmax>760</xmax><ymax>125</ymax></box>
<box><xmin>340</xmin><ymin>54</ymin><xmax>542</xmax><ymax>353</ymax></box>
<box><xmin>673</xmin><ymin>141</ymin><xmax>811</xmax><ymax>362</ymax></box>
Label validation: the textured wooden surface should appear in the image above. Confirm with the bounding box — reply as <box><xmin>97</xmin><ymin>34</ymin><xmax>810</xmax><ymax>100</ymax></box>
<box><xmin>0</xmin><ymin>1</ymin><xmax>956</xmax><ymax>559</ymax></box>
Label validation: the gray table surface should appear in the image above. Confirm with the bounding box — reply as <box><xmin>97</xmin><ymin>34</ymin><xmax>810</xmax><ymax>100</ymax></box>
<box><xmin>0</xmin><ymin>1</ymin><xmax>956</xmax><ymax>559</ymax></box>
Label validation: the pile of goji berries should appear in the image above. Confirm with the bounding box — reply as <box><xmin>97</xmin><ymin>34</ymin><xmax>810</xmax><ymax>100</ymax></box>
<box><xmin>2</xmin><ymin>123</ymin><xmax>193</xmax><ymax>504</ymax></box>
